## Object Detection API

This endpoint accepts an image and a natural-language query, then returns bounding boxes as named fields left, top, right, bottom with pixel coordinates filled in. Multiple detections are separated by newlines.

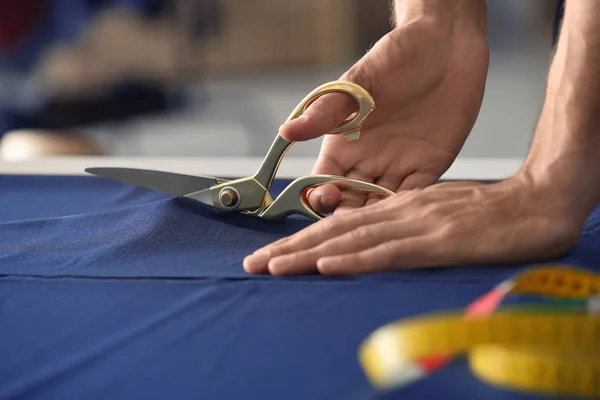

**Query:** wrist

left=518, top=100, right=600, bottom=223
left=394, top=0, right=487, bottom=36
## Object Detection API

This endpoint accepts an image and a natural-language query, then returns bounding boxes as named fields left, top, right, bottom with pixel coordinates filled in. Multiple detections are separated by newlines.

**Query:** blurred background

left=0, top=0, right=557, bottom=162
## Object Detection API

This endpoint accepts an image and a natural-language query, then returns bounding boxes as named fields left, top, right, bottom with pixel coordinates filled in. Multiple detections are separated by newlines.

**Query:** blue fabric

left=1, top=174, right=599, bottom=400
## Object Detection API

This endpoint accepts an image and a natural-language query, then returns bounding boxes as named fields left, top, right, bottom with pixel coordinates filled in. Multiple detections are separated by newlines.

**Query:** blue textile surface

left=1, top=174, right=599, bottom=400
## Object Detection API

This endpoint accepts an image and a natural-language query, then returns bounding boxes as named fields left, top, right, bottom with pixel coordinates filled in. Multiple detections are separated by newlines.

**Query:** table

left=1, top=156, right=598, bottom=400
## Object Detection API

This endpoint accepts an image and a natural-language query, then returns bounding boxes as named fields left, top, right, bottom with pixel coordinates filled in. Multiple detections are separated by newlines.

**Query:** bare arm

left=521, top=0, right=600, bottom=222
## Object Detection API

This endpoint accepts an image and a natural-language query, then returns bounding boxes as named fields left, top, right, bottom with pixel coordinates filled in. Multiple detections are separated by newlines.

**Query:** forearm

left=521, top=0, right=600, bottom=217
left=392, top=0, right=486, bottom=34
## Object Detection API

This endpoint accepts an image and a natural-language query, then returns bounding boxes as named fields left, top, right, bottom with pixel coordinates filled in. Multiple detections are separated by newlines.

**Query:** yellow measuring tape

left=358, top=265, right=600, bottom=398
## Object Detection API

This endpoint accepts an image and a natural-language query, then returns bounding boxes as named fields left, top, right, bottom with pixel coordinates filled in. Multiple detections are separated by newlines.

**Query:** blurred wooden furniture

left=200, top=0, right=359, bottom=75
left=37, top=0, right=363, bottom=92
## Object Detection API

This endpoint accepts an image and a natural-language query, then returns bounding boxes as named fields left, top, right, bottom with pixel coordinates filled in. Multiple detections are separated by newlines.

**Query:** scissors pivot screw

left=219, top=187, right=240, bottom=209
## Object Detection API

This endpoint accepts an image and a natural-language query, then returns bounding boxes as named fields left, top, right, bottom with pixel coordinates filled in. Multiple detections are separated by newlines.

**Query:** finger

left=309, top=175, right=391, bottom=216
left=363, top=172, right=437, bottom=207
left=398, top=171, right=439, bottom=190
left=242, top=205, right=384, bottom=274
left=305, top=150, right=348, bottom=214
left=364, top=175, right=404, bottom=206
left=305, top=153, right=345, bottom=214
left=306, top=184, right=342, bottom=215
left=268, top=219, right=425, bottom=275
left=334, top=168, right=376, bottom=213
left=316, top=236, right=438, bottom=275
left=278, top=92, right=358, bottom=142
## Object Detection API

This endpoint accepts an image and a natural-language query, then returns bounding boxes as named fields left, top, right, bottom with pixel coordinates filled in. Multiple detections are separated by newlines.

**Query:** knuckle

left=436, top=220, right=459, bottom=238
left=380, top=240, right=401, bottom=260
left=305, top=95, right=329, bottom=115
left=322, top=215, right=344, bottom=231
left=310, top=93, right=350, bottom=127
left=349, top=226, right=374, bottom=242
left=288, top=251, right=305, bottom=263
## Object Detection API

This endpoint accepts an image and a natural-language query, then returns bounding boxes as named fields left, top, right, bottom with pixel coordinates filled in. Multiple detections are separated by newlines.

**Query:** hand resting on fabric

left=242, top=178, right=585, bottom=275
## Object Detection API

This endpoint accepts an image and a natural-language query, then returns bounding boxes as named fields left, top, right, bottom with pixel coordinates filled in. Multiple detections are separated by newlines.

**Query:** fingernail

left=243, top=250, right=270, bottom=269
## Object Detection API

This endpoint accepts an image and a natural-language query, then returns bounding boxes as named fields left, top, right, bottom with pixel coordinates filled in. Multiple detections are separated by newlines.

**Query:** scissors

left=85, top=80, right=394, bottom=221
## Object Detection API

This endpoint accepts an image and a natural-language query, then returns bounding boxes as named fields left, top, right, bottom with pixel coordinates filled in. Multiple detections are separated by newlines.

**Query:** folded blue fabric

left=0, top=174, right=598, bottom=400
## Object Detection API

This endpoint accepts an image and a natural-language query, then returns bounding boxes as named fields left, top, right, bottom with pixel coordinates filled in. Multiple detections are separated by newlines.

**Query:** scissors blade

left=85, top=167, right=222, bottom=200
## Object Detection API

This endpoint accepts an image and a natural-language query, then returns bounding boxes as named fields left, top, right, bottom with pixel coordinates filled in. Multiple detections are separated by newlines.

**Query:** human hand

left=280, top=9, right=489, bottom=213
left=243, top=176, right=584, bottom=275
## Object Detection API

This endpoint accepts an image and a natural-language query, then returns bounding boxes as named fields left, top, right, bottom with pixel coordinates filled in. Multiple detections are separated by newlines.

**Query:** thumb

left=304, top=151, right=346, bottom=215
left=279, top=79, right=365, bottom=142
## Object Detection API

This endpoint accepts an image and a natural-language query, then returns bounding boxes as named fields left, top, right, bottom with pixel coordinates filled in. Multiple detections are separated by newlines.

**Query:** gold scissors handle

left=257, top=175, right=395, bottom=221
left=253, top=80, right=376, bottom=191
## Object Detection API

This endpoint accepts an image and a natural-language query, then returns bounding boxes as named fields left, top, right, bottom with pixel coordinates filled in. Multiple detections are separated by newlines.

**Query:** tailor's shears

left=85, top=81, right=394, bottom=221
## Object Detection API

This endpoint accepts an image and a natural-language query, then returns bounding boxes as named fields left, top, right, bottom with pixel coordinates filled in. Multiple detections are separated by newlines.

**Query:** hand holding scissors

left=86, top=81, right=394, bottom=221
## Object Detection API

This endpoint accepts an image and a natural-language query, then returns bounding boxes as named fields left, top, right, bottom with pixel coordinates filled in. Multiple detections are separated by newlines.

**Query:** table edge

left=0, top=156, right=524, bottom=180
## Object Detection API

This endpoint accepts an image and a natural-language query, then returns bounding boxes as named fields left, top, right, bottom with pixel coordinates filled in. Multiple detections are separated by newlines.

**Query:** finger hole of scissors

left=303, top=91, right=359, bottom=119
